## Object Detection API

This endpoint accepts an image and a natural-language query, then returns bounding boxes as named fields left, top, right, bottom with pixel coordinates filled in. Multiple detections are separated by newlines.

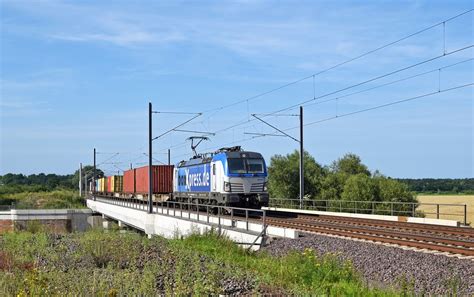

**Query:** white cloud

left=1, top=1, right=372, bottom=57
left=0, top=97, right=51, bottom=115
left=0, top=78, right=60, bottom=91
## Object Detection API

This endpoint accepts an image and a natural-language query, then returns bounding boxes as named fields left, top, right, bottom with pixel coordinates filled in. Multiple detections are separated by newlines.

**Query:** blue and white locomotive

left=173, top=146, right=269, bottom=208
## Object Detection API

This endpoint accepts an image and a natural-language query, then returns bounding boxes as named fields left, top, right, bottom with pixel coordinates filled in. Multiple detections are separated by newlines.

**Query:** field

left=416, top=195, right=474, bottom=225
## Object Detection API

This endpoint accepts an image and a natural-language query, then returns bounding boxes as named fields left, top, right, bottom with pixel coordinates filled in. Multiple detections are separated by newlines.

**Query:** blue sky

left=1, top=0, right=472, bottom=178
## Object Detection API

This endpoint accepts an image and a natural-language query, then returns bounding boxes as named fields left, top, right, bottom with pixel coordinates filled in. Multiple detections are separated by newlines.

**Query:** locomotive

left=174, top=146, right=269, bottom=208
left=93, top=146, right=269, bottom=208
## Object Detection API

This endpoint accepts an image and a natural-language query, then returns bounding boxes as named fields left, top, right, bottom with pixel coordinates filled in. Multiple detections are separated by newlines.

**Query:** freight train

left=93, top=146, right=269, bottom=208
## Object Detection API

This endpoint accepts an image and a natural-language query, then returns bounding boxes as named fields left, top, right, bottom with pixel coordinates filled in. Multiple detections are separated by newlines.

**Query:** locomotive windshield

left=228, top=158, right=265, bottom=174
left=247, top=158, right=264, bottom=173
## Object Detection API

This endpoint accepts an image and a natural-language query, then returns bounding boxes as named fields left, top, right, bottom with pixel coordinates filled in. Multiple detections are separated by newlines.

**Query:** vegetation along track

left=262, top=214, right=474, bottom=257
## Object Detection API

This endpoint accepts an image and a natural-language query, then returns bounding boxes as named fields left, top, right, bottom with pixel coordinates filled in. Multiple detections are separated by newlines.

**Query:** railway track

left=294, top=214, right=474, bottom=239
left=218, top=208, right=474, bottom=257
left=261, top=215, right=474, bottom=257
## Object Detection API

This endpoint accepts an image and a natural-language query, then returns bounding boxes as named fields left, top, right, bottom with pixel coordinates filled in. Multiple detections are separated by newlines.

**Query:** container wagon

left=107, top=176, right=123, bottom=193
left=121, top=165, right=174, bottom=201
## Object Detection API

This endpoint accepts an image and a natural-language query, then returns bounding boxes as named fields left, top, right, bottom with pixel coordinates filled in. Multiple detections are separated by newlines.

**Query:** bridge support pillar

left=102, top=216, right=116, bottom=229
left=102, top=220, right=114, bottom=229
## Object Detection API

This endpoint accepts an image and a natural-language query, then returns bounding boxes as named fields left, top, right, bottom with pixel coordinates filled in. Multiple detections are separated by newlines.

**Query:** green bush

left=0, top=190, right=85, bottom=209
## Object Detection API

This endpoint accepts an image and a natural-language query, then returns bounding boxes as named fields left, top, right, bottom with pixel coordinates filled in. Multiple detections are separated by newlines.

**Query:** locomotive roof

left=177, top=151, right=263, bottom=167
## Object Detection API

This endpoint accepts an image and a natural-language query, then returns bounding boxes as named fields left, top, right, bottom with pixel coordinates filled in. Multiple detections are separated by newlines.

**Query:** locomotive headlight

left=224, top=182, right=231, bottom=192
left=263, top=182, right=268, bottom=192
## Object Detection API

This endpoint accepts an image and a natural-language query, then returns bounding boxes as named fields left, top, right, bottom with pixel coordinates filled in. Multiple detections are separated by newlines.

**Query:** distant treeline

left=0, top=167, right=104, bottom=195
left=396, top=178, right=474, bottom=194
left=1, top=172, right=472, bottom=195
left=0, top=173, right=75, bottom=193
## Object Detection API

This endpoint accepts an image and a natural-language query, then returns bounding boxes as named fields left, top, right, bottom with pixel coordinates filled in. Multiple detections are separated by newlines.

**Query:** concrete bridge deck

left=87, top=197, right=298, bottom=250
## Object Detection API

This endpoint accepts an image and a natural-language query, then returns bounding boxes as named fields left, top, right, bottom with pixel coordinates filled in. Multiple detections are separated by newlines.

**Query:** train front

left=213, top=150, right=269, bottom=208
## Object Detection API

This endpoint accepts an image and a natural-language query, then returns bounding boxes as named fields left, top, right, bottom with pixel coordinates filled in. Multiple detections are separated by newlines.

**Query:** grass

left=0, top=189, right=85, bottom=209
left=0, top=229, right=400, bottom=295
left=417, top=194, right=474, bottom=225
left=171, top=232, right=399, bottom=295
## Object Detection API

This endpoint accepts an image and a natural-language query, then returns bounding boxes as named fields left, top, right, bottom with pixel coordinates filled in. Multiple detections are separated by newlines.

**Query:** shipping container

left=123, top=169, right=136, bottom=193
left=107, top=176, right=123, bottom=193
left=98, top=177, right=107, bottom=192
left=115, top=176, right=124, bottom=192
left=135, top=165, right=174, bottom=194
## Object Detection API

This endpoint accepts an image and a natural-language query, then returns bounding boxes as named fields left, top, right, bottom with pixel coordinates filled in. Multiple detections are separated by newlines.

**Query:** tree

left=375, top=176, right=416, bottom=203
left=340, top=173, right=379, bottom=213
left=267, top=150, right=326, bottom=200
left=320, top=172, right=347, bottom=201
left=319, top=153, right=370, bottom=201
left=341, top=174, right=377, bottom=202
left=71, top=166, right=104, bottom=190
left=1, top=173, right=28, bottom=185
left=331, top=153, right=371, bottom=176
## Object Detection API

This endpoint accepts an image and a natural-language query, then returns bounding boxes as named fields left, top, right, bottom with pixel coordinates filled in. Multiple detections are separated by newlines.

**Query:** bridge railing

left=92, top=196, right=267, bottom=235
left=268, top=198, right=468, bottom=225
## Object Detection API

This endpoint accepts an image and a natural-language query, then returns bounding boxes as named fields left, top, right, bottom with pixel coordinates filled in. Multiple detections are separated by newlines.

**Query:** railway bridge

left=87, top=195, right=474, bottom=257
left=87, top=196, right=298, bottom=250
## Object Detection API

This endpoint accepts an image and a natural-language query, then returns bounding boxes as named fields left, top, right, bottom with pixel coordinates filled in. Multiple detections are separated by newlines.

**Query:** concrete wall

left=263, top=207, right=460, bottom=227
left=0, top=209, right=94, bottom=233
left=407, top=217, right=459, bottom=227
left=70, top=209, right=94, bottom=231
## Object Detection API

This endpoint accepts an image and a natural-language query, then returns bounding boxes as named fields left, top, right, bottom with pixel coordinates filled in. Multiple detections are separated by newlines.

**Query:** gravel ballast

left=262, top=233, right=474, bottom=295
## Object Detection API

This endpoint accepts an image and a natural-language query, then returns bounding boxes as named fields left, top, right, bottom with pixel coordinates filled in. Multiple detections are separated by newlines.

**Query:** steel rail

left=294, top=214, right=474, bottom=237
left=267, top=217, right=474, bottom=249
left=265, top=219, right=474, bottom=256
left=287, top=216, right=474, bottom=242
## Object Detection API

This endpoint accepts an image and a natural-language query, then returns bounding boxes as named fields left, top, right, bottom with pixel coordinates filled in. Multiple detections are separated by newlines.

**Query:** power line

left=243, top=132, right=288, bottom=138
left=152, top=113, right=202, bottom=141
left=96, top=152, right=119, bottom=167
left=152, top=111, right=201, bottom=115
left=293, top=58, right=474, bottom=110
left=142, top=153, right=165, bottom=165
left=173, top=129, right=216, bottom=135
left=253, top=113, right=299, bottom=117
left=135, top=9, right=474, bottom=159
left=200, top=9, right=473, bottom=116
left=214, top=44, right=473, bottom=134
left=186, top=83, right=474, bottom=157
left=251, top=114, right=299, bottom=142
left=156, top=56, right=473, bottom=161
left=170, top=81, right=473, bottom=161
left=287, top=82, right=474, bottom=130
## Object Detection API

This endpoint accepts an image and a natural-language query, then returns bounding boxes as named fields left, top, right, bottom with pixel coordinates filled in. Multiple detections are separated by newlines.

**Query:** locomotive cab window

left=228, top=158, right=246, bottom=174
left=247, top=158, right=264, bottom=173
left=228, top=157, right=265, bottom=174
